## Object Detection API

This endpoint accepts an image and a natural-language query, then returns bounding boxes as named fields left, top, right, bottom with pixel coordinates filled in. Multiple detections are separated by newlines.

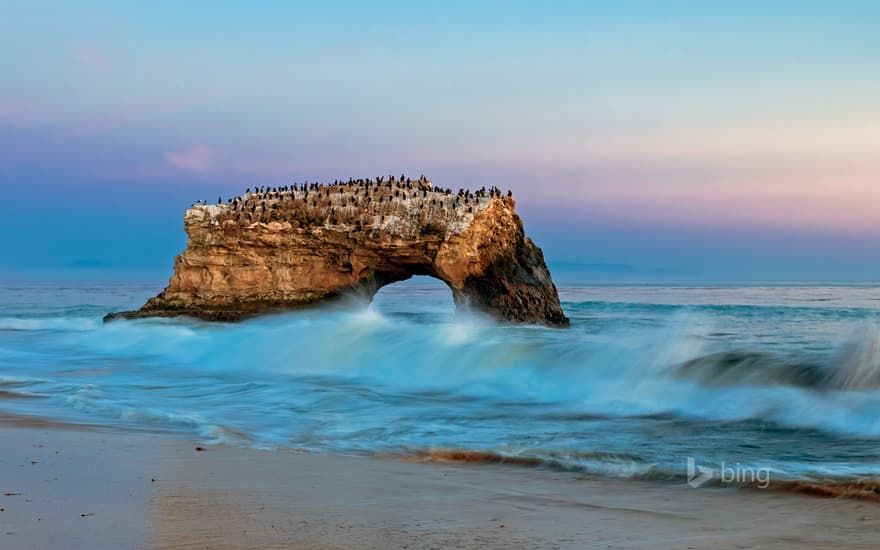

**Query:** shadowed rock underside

left=107, top=178, right=568, bottom=326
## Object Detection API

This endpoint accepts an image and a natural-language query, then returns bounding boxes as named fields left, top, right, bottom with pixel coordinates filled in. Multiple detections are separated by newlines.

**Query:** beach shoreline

left=0, top=418, right=877, bottom=549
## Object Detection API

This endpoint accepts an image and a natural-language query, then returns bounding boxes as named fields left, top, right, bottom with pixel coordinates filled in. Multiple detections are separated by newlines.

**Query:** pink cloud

left=165, top=145, right=216, bottom=173
left=0, top=99, right=34, bottom=121
left=72, top=43, right=109, bottom=69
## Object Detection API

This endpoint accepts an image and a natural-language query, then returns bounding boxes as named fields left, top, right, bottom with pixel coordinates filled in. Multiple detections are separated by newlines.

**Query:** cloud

left=165, top=145, right=215, bottom=173
left=72, top=43, right=109, bottom=69
left=0, top=99, right=33, bottom=121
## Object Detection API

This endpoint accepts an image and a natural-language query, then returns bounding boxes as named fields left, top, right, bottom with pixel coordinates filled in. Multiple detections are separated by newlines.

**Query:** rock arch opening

left=370, top=276, right=456, bottom=320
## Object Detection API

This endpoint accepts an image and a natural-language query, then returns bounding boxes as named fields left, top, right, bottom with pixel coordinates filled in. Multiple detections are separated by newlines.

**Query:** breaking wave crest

left=675, top=321, right=880, bottom=391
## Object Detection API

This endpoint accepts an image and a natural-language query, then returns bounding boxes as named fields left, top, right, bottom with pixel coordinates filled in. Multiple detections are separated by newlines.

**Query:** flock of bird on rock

left=191, top=174, right=513, bottom=228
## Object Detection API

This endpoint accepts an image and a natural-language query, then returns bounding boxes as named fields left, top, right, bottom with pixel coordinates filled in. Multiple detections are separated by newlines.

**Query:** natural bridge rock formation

left=108, top=177, right=568, bottom=326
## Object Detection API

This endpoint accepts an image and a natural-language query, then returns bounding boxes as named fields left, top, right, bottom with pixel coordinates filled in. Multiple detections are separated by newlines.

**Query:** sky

left=1, top=1, right=879, bottom=281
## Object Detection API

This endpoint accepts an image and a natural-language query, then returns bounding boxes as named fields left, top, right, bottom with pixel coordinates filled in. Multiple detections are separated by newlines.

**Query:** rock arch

left=107, top=180, right=568, bottom=327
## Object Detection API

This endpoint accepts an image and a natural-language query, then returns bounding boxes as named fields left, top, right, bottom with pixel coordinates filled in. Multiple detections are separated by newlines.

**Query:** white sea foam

left=0, top=317, right=100, bottom=332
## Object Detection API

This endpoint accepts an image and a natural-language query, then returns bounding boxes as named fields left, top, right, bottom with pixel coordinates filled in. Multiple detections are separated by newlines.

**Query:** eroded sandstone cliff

left=107, top=177, right=568, bottom=326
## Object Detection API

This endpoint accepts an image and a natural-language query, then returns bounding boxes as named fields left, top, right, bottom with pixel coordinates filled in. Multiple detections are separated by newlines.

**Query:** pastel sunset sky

left=2, top=1, right=878, bottom=280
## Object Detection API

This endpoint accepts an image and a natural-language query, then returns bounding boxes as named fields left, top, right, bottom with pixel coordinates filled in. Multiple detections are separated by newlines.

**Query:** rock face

left=108, top=178, right=568, bottom=326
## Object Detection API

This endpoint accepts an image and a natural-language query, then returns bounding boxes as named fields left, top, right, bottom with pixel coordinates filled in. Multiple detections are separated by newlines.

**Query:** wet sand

left=0, top=420, right=878, bottom=549
left=0, top=420, right=156, bottom=549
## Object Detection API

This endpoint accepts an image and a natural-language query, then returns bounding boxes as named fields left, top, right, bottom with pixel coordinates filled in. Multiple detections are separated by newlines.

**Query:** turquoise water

left=2, top=280, right=880, bottom=484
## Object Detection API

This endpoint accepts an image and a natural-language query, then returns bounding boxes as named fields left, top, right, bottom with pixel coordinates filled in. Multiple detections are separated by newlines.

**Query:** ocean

left=2, top=279, right=880, bottom=490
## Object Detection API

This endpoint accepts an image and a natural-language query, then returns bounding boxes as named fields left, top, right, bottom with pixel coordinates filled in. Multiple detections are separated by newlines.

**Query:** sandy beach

left=0, top=419, right=876, bottom=549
